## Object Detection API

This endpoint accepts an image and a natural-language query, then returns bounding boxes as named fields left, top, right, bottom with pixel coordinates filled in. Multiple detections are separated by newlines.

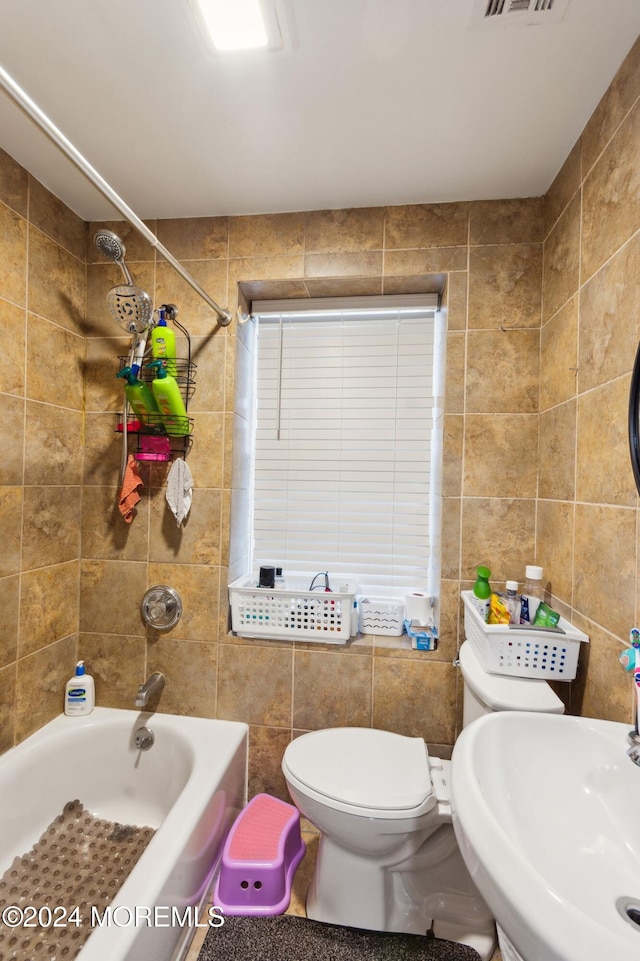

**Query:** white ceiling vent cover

left=472, top=0, right=571, bottom=27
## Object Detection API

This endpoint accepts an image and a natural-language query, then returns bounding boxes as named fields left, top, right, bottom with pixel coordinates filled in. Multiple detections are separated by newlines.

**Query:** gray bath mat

left=198, top=914, right=482, bottom=960
left=0, top=799, right=155, bottom=961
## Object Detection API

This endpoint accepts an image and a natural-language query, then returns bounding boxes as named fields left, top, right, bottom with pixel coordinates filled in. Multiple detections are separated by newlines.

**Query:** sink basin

left=451, top=711, right=640, bottom=961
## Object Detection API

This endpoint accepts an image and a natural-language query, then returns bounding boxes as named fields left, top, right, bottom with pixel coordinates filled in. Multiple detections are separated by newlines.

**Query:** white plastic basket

left=360, top=599, right=405, bottom=636
left=229, top=575, right=357, bottom=644
left=461, top=590, right=589, bottom=680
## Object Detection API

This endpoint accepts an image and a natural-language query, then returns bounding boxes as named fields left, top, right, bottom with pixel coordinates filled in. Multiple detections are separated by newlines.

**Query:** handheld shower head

left=107, top=284, right=153, bottom=333
left=94, top=229, right=134, bottom=286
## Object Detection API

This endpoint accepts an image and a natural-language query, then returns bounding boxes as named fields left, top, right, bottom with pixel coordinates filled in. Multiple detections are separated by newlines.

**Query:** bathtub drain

left=616, top=896, right=640, bottom=931
left=0, top=799, right=155, bottom=961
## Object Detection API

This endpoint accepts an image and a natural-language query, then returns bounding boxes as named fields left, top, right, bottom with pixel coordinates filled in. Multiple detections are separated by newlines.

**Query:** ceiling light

left=193, top=0, right=282, bottom=52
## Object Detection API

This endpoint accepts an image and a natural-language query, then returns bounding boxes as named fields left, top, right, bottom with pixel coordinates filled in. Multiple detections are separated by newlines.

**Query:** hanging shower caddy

left=116, top=308, right=196, bottom=460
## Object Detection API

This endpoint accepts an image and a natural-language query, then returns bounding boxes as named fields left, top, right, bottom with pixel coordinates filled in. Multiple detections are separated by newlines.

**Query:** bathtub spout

left=136, top=672, right=165, bottom=708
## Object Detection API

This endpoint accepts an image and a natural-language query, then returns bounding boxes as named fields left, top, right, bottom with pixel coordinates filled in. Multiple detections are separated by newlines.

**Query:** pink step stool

left=213, top=793, right=306, bottom=916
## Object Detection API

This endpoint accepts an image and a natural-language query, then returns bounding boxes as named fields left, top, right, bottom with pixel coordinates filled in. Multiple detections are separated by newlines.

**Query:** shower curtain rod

left=0, top=64, right=232, bottom=326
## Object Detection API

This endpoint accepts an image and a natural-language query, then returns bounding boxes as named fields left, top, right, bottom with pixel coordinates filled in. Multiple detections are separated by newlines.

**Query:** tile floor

left=186, top=822, right=502, bottom=961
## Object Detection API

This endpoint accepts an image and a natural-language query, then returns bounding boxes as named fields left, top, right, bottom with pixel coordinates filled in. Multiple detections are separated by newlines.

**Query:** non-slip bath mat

left=0, top=799, right=155, bottom=961
left=198, top=914, right=482, bottom=961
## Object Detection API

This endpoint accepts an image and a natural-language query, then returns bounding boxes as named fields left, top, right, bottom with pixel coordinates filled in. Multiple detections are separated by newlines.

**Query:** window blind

left=251, top=297, right=444, bottom=599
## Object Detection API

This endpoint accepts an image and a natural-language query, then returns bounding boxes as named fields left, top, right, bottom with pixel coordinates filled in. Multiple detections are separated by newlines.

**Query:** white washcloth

left=165, top=458, right=194, bottom=527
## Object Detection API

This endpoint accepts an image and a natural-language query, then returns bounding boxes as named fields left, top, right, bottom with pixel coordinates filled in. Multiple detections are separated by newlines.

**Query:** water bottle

left=523, top=565, right=543, bottom=622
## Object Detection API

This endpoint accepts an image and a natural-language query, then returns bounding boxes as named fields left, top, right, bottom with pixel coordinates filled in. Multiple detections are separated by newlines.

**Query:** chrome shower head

left=94, top=229, right=134, bottom=285
left=94, top=228, right=125, bottom=261
left=107, top=284, right=154, bottom=334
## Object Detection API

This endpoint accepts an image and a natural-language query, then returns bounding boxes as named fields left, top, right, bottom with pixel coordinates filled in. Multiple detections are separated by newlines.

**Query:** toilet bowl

left=282, top=727, right=496, bottom=959
left=281, top=640, right=565, bottom=961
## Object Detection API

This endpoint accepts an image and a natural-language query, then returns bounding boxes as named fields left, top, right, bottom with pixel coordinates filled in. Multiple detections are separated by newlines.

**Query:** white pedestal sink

left=451, top=711, right=640, bottom=961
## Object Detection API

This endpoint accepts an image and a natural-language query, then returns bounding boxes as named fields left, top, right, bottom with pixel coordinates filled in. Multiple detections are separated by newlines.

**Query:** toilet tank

left=458, top=641, right=565, bottom=728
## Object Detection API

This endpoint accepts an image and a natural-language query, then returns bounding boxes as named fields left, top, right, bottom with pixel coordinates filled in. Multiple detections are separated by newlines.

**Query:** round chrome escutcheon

left=141, top=585, right=182, bottom=631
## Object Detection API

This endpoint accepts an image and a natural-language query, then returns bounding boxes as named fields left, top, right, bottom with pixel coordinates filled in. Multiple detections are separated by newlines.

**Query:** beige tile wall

left=0, top=149, right=85, bottom=750
left=0, top=37, right=638, bottom=798
left=538, top=37, right=640, bottom=724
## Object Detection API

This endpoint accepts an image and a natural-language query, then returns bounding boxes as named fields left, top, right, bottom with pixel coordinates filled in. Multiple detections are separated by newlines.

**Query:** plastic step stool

left=213, top=793, right=306, bottom=916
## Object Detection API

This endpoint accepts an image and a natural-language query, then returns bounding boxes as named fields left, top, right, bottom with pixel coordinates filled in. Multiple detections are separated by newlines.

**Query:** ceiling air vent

left=472, top=0, right=571, bottom=26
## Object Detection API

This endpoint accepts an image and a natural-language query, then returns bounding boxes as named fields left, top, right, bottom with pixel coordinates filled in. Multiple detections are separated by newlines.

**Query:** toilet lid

left=284, top=728, right=433, bottom=811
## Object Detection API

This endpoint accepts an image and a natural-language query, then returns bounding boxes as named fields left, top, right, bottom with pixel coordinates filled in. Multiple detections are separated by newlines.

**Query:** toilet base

left=282, top=733, right=496, bottom=961
left=305, top=822, right=495, bottom=961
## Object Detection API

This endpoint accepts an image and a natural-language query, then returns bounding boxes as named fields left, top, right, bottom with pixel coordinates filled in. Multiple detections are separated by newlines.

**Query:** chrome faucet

left=628, top=729, right=640, bottom=767
left=135, top=672, right=165, bottom=708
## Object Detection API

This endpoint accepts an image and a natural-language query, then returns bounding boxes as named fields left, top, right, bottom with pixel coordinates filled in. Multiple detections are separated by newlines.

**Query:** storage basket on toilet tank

left=461, top=590, right=588, bottom=680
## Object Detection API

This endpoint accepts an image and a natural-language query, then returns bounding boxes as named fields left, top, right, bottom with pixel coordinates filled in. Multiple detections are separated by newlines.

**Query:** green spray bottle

left=471, top=565, right=492, bottom=623
left=116, top=366, right=160, bottom=424
left=147, top=360, right=189, bottom=436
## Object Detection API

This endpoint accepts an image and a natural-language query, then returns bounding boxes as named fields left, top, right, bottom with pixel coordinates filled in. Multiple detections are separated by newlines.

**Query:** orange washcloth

left=119, top=453, right=144, bottom=523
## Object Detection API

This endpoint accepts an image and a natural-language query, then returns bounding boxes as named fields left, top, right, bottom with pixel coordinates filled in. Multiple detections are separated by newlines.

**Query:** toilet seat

left=283, top=727, right=436, bottom=818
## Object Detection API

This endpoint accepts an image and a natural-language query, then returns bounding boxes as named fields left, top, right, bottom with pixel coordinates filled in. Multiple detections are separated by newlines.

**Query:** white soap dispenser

left=65, top=660, right=95, bottom=716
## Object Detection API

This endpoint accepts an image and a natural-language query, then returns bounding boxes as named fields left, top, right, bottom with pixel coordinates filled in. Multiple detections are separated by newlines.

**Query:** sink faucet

left=628, top=745, right=640, bottom=766
left=135, top=672, right=165, bottom=708
left=619, top=632, right=640, bottom=766
left=628, top=729, right=640, bottom=767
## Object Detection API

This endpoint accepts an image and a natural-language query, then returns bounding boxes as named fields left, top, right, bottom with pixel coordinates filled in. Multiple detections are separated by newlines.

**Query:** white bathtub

left=0, top=707, right=248, bottom=961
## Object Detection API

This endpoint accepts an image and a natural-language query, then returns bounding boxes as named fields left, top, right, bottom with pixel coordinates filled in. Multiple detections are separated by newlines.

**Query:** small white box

left=360, top=600, right=405, bottom=636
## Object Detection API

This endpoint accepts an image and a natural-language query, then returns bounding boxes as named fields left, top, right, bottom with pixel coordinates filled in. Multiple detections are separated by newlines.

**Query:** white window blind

left=251, top=295, right=444, bottom=600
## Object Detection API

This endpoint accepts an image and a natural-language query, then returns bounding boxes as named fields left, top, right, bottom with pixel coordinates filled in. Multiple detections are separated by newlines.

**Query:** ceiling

left=0, top=0, right=639, bottom=222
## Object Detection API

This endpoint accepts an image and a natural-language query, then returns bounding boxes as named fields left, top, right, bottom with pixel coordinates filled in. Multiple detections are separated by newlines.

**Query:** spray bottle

left=471, top=565, right=491, bottom=622
left=150, top=307, right=177, bottom=377
left=116, top=366, right=160, bottom=424
left=147, top=359, right=189, bottom=435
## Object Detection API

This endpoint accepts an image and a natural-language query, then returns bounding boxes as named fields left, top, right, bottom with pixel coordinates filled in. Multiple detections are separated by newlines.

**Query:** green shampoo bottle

left=150, top=309, right=177, bottom=377
left=147, top=360, right=189, bottom=436
left=116, top=366, right=160, bottom=424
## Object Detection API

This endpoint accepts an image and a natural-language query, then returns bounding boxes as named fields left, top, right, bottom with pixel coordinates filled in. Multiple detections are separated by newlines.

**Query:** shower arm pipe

left=0, top=64, right=232, bottom=326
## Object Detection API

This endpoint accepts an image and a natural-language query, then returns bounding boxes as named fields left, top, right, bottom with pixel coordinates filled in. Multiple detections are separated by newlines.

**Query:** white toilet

left=281, top=640, right=565, bottom=961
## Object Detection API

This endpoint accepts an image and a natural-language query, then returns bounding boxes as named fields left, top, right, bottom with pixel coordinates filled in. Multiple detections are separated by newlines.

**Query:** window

left=247, top=294, right=444, bottom=603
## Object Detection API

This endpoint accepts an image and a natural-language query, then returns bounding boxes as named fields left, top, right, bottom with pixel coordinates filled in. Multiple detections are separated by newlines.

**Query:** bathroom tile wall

left=1, top=37, right=638, bottom=794
left=0, top=149, right=84, bottom=751
left=538, top=37, right=640, bottom=724
left=80, top=197, right=542, bottom=797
